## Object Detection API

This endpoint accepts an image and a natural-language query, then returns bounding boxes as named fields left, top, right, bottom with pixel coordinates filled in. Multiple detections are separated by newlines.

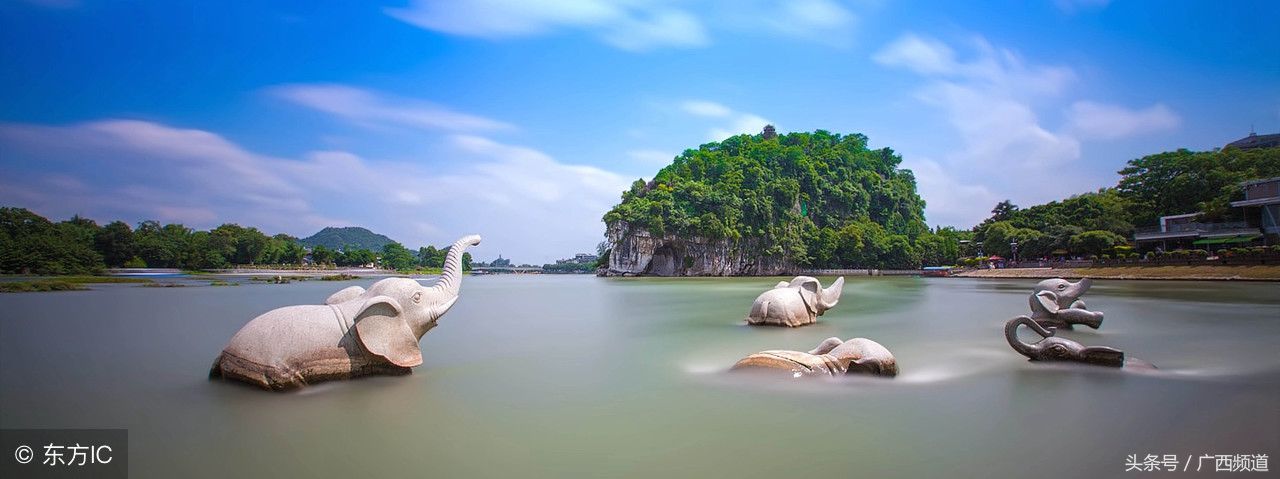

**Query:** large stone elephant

left=1029, top=278, right=1104, bottom=330
left=209, top=234, right=481, bottom=390
left=732, top=337, right=898, bottom=377
left=746, top=276, right=845, bottom=327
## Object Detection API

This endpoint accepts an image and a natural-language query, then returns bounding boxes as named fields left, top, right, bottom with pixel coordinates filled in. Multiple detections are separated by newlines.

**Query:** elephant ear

left=325, top=285, right=366, bottom=305
left=1035, top=291, right=1061, bottom=314
left=353, top=295, right=422, bottom=368
left=795, top=279, right=820, bottom=314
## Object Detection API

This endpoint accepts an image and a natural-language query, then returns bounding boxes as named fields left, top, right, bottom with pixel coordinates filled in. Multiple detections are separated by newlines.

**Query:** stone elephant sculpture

left=746, top=276, right=845, bottom=327
left=732, top=337, right=898, bottom=377
left=1004, top=315, right=1123, bottom=367
left=209, top=234, right=481, bottom=390
left=1029, top=277, right=1104, bottom=330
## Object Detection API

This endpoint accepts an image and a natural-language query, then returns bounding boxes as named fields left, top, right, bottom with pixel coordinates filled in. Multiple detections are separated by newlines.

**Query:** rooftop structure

left=1224, top=131, right=1280, bottom=150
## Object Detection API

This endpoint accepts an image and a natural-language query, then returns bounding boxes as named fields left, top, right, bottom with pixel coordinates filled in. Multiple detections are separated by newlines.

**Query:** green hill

left=299, top=226, right=395, bottom=251
left=604, top=129, right=960, bottom=270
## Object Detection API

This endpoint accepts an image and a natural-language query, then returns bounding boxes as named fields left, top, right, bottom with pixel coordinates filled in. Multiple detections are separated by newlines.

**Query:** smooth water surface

left=2, top=276, right=1277, bottom=477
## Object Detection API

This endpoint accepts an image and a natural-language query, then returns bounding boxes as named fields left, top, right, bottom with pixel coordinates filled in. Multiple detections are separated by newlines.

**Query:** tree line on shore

left=0, top=207, right=470, bottom=275
left=972, top=146, right=1279, bottom=260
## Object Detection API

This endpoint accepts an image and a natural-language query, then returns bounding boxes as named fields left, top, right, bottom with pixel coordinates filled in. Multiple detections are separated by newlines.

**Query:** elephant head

left=1029, top=277, right=1103, bottom=329
left=325, top=234, right=482, bottom=367
left=789, top=276, right=845, bottom=316
left=1033, top=278, right=1091, bottom=309
left=748, top=276, right=846, bottom=327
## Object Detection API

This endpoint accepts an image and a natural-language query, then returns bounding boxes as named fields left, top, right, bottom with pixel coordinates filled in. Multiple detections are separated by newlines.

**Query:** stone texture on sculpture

left=746, top=276, right=844, bottom=327
left=209, top=234, right=481, bottom=391
left=732, top=337, right=898, bottom=377
left=1029, top=278, right=1104, bottom=330
left=1004, top=315, right=1125, bottom=367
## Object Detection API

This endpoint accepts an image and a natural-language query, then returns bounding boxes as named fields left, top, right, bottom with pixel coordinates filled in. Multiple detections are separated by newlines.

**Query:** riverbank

left=954, top=265, right=1280, bottom=281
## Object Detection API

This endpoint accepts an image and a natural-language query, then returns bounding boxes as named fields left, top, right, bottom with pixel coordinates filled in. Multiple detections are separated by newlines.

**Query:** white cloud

left=872, top=33, right=958, bottom=76
left=386, top=0, right=707, bottom=51
left=679, top=99, right=771, bottom=141
left=601, top=8, right=709, bottom=51
left=271, top=84, right=513, bottom=132
left=732, top=0, right=859, bottom=47
left=387, top=0, right=863, bottom=51
left=903, top=157, right=1000, bottom=228
left=1066, top=101, right=1181, bottom=140
left=874, top=33, right=1183, bottom=227
left=680, top=100, right=733, bottom=118
left=627, top=149, right=676, bottom=166
left=0, top=119, right=630, bottom=263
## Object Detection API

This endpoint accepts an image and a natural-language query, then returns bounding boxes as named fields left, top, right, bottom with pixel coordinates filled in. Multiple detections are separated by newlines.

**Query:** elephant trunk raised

left=746, top=276, right=845, bottom=327
left=1029, top=277, right=1104, bottom=330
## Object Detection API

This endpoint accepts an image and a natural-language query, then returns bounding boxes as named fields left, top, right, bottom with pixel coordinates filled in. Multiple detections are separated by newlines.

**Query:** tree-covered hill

left=299, top=226, right=395, bottom=251
left=604, top=129, right=959, bottom=270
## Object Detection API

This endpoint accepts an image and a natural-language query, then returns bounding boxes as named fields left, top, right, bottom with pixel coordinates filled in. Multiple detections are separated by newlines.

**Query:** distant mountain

left=299, top=226, right=396, bottom=251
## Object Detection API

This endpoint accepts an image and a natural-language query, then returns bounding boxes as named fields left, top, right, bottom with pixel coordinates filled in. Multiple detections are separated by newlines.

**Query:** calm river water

left=1, top=275, right=1277, bottom=477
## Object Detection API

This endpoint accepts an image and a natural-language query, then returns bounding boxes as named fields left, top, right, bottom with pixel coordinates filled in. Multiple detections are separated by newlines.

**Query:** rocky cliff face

left=602, top=221, right=794, bottom=276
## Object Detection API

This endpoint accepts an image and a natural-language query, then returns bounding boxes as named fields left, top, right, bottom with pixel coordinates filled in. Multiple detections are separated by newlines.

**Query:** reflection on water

left=1, top=276, right=1277, bottom=478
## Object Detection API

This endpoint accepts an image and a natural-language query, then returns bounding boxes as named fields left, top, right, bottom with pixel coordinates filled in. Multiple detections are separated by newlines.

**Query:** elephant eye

left=412, top=291, right=422, bottom=303
left=1058, top=284, right=1066, bottom=289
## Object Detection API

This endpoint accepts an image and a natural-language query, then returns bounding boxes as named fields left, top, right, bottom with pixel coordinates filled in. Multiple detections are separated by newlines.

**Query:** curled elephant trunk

left=817, top=276, right=844, bottom=311
left=1005, top=315, right=1052, bottom=357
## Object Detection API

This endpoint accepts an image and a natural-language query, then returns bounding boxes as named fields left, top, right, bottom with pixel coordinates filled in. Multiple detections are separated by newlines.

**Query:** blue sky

left=2, top=0, right=1277, bottom=263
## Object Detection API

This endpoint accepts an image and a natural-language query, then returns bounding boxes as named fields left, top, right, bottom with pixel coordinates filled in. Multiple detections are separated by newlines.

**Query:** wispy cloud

left=626, top=149, right=676, bottom=166
left=386, top=0, right=708, bottom=51
left=386, top=0, right=861, bottom=51
left=1066, top=101, right=1181, bottom=140
left=0, top=119, right=629, bottom=263
left=271, top=84, right=514, bottom=132
left=679, top=99, right=770, bottom=141
left=873, top=32, right=1180, bottom=227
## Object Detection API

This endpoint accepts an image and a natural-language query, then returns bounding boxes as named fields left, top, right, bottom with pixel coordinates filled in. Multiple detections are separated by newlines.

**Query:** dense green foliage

left=0, top=208, right=103, bottom=274
left=0, top=208, right=470, bottom=273
left=1117, top=147, right=1280, bottom=225
left=604, top=130, right=950, bottom=268
left=973, top=146, right=1280, bottom=258
left=299, top=226, right=395, bottom=251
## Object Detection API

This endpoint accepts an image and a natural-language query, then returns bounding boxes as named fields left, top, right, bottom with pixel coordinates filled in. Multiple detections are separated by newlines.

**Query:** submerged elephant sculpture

left=209, top=234, right=481, bottom=390
left=746, top=276, right=845, bottom=327
left=1004, top=316, right=1124, bottom=367
left=732, top=337, right=898, bottom=377
left=1029, top=277, right=1104, bottom=330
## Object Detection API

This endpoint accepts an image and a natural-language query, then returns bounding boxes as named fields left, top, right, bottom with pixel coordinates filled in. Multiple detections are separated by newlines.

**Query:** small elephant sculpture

left=732, top=337, right=898, bottom=377
left=1029, top=277, right=1104, bottom=330
left=1004, top=316, right=1123, bottom=367
left=746, top=276, right=845, bottom=327
left=209, top=234, right=481, bottom=390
